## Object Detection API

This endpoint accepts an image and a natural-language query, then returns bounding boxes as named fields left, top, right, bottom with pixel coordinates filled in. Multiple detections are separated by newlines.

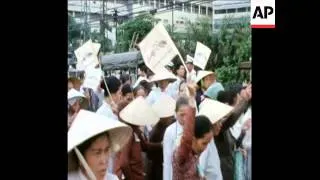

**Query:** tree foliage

left=115, top=14, right=160, bottom=53
left=173, top=17, right=251, bottom=84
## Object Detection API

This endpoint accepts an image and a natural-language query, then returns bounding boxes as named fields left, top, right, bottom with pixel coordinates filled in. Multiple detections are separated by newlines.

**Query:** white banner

left=193, top=42, right=212, bottom=70
left=82, top=67, right=103, bottom=91
left=74, top=40, right=100, bottom=71
left=139, top=22, right=182, bottom=73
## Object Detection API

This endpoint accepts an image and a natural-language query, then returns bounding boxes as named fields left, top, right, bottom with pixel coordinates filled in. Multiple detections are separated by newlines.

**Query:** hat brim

left=198, top=98, right=233, bottom=124
left=195, top=71, right=214, bottom=83
left=68, top=125, right=132, bottom=172
left=119, top=97, right=160, bottom=126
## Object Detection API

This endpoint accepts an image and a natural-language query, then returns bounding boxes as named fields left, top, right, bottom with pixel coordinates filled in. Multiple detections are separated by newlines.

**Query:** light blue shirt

left=163, top=120, right=183, bottom=180
left=199, top=139, right=223, bottom=180
left=96, top=102, right=118, bottom=121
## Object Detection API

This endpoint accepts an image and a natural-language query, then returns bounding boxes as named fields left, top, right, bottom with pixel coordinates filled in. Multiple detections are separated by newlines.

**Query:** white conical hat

left=133, top=76, right=150, bottom=89
left=198, top=98, right=234, bottom=124
left=152, top=94, right=176, bottom=118
left=119, top=96, right=160, bottom=126
left=68, top=110, right=132, bottom=153
left=195, top=70, right=214, bottom=83
left=150, top=69, right=178, bottom=82
left=68, top=88, right=87, bottom=107
left=68, top=88, right=85, bottom=100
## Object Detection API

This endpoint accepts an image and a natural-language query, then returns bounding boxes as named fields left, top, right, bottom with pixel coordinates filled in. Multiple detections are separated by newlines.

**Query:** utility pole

left=171, top=0, right=175, bottom=34
left=100, top=0, right=106, bottom=52
left=83, top=0, right=88, bottom=42
left=113, top=9, right=118, bottom=41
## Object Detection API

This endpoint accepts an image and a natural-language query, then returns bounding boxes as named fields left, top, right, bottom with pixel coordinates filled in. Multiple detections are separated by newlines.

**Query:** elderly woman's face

left=84, top=134, right=110, bottom=180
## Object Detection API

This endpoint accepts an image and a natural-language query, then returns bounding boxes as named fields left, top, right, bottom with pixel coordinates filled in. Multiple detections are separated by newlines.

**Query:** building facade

left=68, top=0, right=213, bottom=37
left=212, top=0, right=250, bottom=31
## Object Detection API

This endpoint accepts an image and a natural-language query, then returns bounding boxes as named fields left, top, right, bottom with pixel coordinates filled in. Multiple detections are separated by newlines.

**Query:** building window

left=201, top=6, right=206, bottom=15
left=176, top=4, right=182, bottom=11
left=237, top=7, right=246, bottom=12
left=185, top=4, right=191, bottom=13
left=248, top=7, right=251, bottom=12
left=160, top=0, right=165, bottom=8
left=215, top=9, right=226, bottom=14
left=194, top=5, right=199, bottom=14
left=139, top=0, right=143, bottom=5
left=227, top=8, right=236, bottom=13
left=208, top=7, right=213, bottom=16
left=180, top=21, right=184, bottom=24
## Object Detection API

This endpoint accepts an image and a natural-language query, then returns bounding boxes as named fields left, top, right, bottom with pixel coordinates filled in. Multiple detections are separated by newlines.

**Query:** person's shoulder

left=106, top=173, right=119, bottom=180
left=164, top=121, right=177, bottom=135
left=67, top=171, right=79, bottom=180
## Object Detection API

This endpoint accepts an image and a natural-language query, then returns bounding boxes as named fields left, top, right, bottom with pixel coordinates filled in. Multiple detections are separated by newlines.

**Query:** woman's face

left=84, top=134, right=110, bottom=180
left=159, top=80, right=169, bottom=90
left=177, top=65, right=186, bottom=78
left=203, top=75, right=215, bottom=90
left=176, top=105, right=189, bottom=125
left=192, top=131, right=213, bottom=154
left=136, top=88, right=146, bottom=98
left=71, top=100, right=81, bottom=113
left=124, top=92, right=134, bottom=102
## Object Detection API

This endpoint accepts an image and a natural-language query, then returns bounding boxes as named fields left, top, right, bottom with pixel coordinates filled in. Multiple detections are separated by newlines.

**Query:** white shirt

left=187, top=69, right=197, bottom=83
left=96, top=102, right=118, bottom=121
left=230, top=107, right=251, bottom=139
left=68, top=169, right=119, bottom=180
left=199, top=139, right=223, bottom=180
left=94, top=89, right=105, bottom=108
left=146, top=85, right=177, bottom=105
left=163, top=120, right=183, bottom=180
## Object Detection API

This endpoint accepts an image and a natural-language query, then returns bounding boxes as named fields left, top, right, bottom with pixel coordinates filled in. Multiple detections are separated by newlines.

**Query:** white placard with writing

left=74, top=40, right=100, bottom=71
left=193, top=42, right=212, bottom=70
left=139, top=22, right=181, bottom=73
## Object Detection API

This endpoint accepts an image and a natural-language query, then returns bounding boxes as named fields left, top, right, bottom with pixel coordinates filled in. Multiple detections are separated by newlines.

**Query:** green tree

left=172, top=17, right=251, bottom=84
left=115, top=14, right=159, bottom=53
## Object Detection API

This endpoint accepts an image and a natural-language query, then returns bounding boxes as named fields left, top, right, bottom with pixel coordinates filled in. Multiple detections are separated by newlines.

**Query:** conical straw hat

left=198, top=98, right=233, bottom=124
left=152, top=94, right=176, bottom=118
left=119, top=96, right=160, bottom=126
left=195, top=70, right=213, bottom=83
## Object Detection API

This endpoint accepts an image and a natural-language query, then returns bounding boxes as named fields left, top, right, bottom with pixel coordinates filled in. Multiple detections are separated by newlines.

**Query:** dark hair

left=217, top=90, right=237, bottom=105
left=121, top=84, right=133, bottom=96
left=175, top=96, right=190, bottom=112
left=78, top=132, right=110, bottom=155
left=225, top=83, right=245, bottom=95
left=194, top=115, right=213, bottom=139
left=120, top=74, right=130, bottom=84
left=139, top=81, right=152, bottom=95
left=101, top=76, right=121, bottom=97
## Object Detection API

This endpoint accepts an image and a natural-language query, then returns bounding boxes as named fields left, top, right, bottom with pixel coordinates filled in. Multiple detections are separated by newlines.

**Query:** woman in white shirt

left=96, top=76, right=122, bottom=120
left=162, top=96, right=191, bottom=180
left=68, top=110, right=132, bottom=180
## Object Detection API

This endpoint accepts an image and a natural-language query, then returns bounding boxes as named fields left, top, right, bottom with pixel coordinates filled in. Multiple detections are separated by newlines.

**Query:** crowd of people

left=68, top=58, right=252, bottom=180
